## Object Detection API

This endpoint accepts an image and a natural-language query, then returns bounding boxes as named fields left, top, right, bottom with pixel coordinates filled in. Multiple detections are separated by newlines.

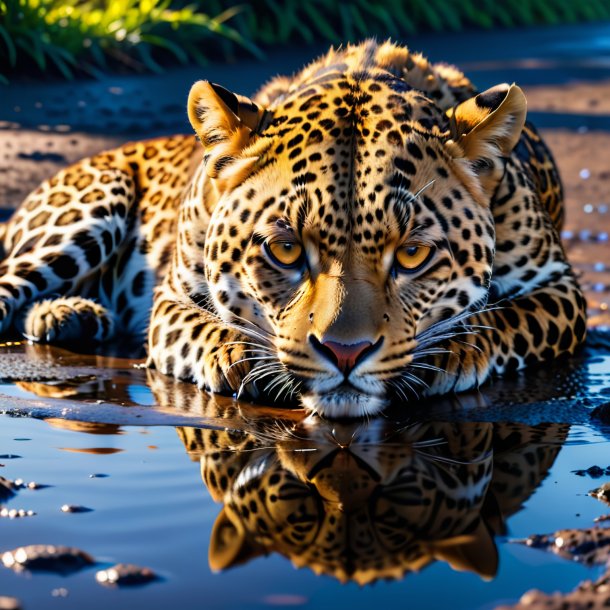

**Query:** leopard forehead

left=205, top=74, right=493, bottom=270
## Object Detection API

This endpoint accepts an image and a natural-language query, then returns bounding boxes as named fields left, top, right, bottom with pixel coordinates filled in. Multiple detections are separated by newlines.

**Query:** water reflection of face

left=177, top=407, right=568, bottom=585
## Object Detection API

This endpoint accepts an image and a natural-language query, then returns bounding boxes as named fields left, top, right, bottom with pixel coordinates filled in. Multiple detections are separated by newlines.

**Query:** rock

left=514, top=527, right=610, bottom=566
left=60, top=504, right=93, bottom=513
left=1, top=544, right=94, bottom=574
left=96, top=563, right=158, bottom=586
left=495, top=570, right=610, bottom=609
left=589, top=483, right=610, bottom=507
left=0, top=597, right=22, bottom=610
left=0, top=508, right=36, bottom=518
left=0, top=477, right=17, bottom=502
left=591, top=402, right=610, bottom=424
left=587, top=465, right=605, bottom=477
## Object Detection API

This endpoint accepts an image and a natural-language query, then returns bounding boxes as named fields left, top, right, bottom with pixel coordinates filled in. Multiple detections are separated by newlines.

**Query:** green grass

left=217, top=0, right=610, bottom=44
left=0, top=0, right=262, bottom=83
left=2, top=0, right=610, bottom=82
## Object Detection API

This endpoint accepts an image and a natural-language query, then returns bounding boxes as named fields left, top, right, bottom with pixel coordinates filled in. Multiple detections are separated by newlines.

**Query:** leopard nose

left=310, top=336, right=378, bottom=375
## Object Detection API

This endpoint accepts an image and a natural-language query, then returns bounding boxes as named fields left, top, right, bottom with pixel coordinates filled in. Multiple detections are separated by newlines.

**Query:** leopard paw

left=22, top=297, right=115, bottom=344
left=0, top=299, right=13, bottom=336
left=202, top=335, right=260, bottom=397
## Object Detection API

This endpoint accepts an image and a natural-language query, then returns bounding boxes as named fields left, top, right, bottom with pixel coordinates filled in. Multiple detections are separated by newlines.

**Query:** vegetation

left=0, top=0, right=262, bottom=83
left=2, top=0, right=610, bottom=82
left=218, top=0, right=610, bottom=45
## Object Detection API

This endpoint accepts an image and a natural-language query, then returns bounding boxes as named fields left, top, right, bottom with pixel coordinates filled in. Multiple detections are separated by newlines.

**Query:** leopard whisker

left=226, top=309, right=274, bottom=338
left=237, top=365, right=284, bottom=399
left=388, top=379, right=410, bottom=403
left=224, top=340, right=276, bottom=353
left=414, top=449, right=491, bottom=466
left=455, top=339, right=483, bottom=354
left=227, top=355, right=276, bottom=371
left=410, top=348, right=454, bottom=358
left=414, top=304, right=501, bottom=345
left=265, top=370, right=300, bottom=402
left=408, top=362, right=453, bottom=375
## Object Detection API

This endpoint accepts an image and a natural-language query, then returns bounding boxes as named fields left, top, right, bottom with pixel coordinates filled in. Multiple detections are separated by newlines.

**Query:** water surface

left=0, top=339, right=609, bottom=609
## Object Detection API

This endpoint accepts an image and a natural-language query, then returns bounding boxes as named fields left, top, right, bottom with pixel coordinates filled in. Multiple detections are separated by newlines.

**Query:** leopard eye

left=395, top=244, right=433, bottom=273
left=264, top=240, right=304, bottom=268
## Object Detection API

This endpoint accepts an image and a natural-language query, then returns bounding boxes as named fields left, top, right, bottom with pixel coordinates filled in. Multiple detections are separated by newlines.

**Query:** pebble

left=0, top=508, right=36, bottom=518
left=580, top=168, right=591, bottom=179
left=572, top=465, right=610, bottom=477
left=589, top=483, right=610, bottom=506
left=27, top=481, right=46, bottom=490
left=0, top=597, right=22, bottom=610
left=0, top=477, right=17, bottom=501
left=96, top=563, right=158, bottom=586
left=519, top=528, right=610, bottom=564
left=0, top=477, right=47, bottom=497
left=61, top=504, right=93, bottom=513
left=590, top=402, right=610, bottom=424
left=1, top=545, right=95, bottom=574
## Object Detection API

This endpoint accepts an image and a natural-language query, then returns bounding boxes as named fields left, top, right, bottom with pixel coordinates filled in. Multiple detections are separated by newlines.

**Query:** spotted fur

left=0, top=41, right=586, bottom=417
left=174, top=400, right=568, bottom=584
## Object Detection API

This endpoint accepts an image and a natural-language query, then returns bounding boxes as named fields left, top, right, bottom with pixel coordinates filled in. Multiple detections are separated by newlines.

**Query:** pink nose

left=321, top=340, right=373, bottom=375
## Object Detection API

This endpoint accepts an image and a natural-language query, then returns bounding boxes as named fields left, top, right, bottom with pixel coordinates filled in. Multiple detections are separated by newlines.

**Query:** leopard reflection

left=176, top=403, right=567, bottom=585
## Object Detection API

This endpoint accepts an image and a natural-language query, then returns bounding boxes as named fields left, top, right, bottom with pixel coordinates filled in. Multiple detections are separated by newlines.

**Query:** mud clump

left=96, top=563, right=158, bottom=586
left=2, top=544, right=95, bottom=574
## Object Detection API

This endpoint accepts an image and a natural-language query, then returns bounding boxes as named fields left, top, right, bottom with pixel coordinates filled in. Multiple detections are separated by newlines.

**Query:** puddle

left=0, top=411, right=608, bottom=609
left=0, top=340, right=609, bottom=609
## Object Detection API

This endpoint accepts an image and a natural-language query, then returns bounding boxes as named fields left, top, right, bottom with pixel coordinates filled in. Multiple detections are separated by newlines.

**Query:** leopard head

left=187, top=43, right=526, bottom=418
left=179, top=417, right=499, bottom=584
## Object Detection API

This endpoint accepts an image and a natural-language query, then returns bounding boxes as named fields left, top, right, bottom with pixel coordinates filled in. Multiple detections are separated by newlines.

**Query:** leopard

left=0, top=40, right=587, bottom=418
left=173, top=394, right=569, bottom=584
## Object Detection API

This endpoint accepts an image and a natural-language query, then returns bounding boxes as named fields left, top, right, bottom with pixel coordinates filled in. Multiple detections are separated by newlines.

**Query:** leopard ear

left=430, top=519, right=498, bottom=581
left=447, top=83, right=526, bottom=161
left=188, top=81, right=268, bottom=187
left=446, top=84, right=525, bottom=202
left=208, top=507, right=266, bottom=572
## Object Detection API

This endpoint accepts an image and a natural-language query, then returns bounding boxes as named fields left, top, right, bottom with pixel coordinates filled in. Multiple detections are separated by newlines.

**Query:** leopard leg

left=0, top=165, right=134, bottom=337
left=419, top=272, right=587, bottom=396
left=20, top=296, right=115, bottom=344
left=147, top=290, right=262, bottom=397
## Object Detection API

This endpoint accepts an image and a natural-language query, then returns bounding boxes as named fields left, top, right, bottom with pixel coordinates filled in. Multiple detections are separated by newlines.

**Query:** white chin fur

left=301, top=390, right=389, bottom=419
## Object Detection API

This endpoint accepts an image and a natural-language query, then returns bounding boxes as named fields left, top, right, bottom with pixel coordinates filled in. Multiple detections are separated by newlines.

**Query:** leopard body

left=0, top=41, right=586, bottom=417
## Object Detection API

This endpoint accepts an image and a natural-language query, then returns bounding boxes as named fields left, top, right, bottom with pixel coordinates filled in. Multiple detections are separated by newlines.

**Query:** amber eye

left=395, top=244, right=433, bottom=273
left=264, top=240, right=304, bottom=268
